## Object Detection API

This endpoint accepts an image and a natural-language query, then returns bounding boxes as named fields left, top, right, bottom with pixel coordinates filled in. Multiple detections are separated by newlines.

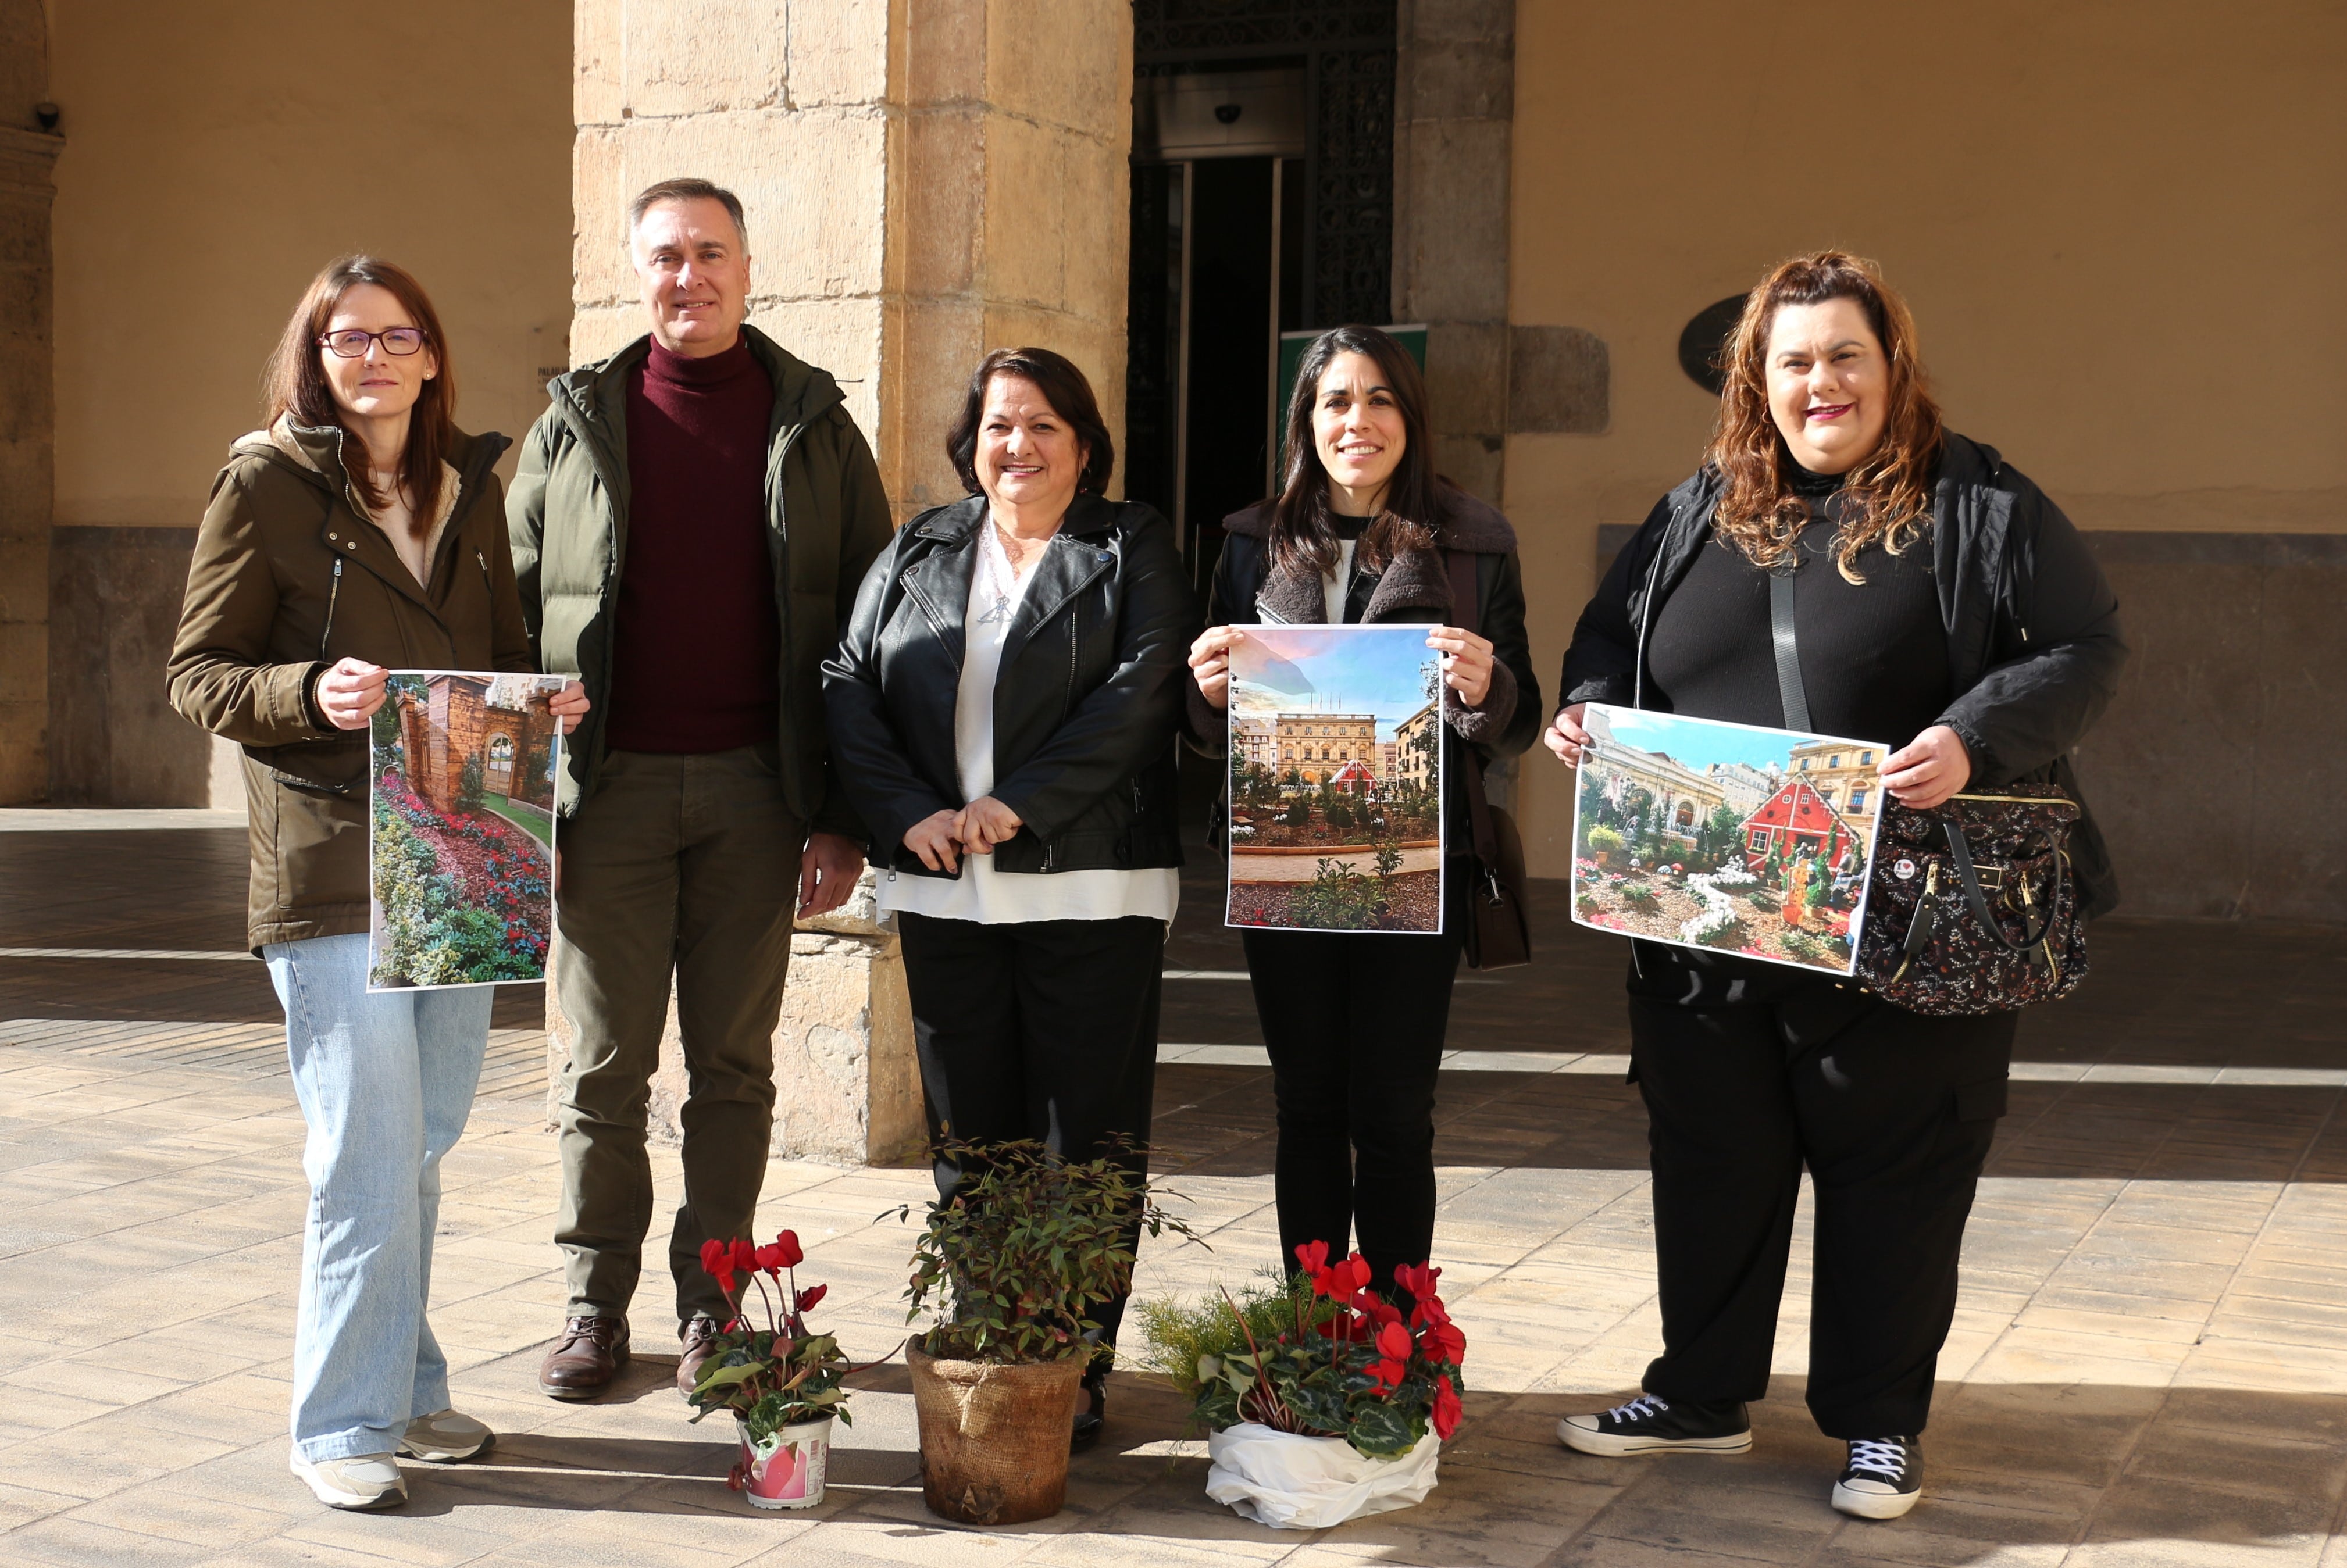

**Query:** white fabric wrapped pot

left=1204, top=1421, right=1441, bottom=1529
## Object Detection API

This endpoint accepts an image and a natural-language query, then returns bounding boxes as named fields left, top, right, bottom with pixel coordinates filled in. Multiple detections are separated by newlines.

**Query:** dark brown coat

left=167, top=418, right=534, bottom=949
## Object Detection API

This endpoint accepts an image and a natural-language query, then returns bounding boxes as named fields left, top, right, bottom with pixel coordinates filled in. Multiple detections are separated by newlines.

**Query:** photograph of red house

left=1741, top=778, right=1861, bottom=871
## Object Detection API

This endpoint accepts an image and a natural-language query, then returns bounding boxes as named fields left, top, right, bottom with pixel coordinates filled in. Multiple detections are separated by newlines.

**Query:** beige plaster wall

left=570, top=0, right=1132, bottom=520
left=47, top=0, right=573, bottom=528
left=1503, top=0, right=2347, bottom=874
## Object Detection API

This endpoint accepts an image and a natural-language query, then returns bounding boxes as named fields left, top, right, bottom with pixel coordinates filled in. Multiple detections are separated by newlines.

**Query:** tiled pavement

left=2, top=815, right=2345, bottom=1567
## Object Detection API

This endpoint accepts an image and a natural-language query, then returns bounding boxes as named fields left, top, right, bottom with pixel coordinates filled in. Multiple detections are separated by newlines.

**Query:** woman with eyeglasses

left=169, top=256, right=587, bottom=1511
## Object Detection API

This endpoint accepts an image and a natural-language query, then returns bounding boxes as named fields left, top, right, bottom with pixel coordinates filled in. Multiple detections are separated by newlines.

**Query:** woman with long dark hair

left=1186, top=324, right=1540, bottom=1293
left=1544, top=252, right=2125, bottom=1519
left=169, top=257, right=586, bottom=1509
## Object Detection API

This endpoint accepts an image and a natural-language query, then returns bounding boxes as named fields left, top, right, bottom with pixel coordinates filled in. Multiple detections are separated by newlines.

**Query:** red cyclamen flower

left=1293, top=1240, right=1331, bottom=1277
left=1432, top=1374, right=1463, bottom=1440
left=1376, top=1321, right=1413, bottom=1362
left=773, top=1230, right=805, bottom=1270
left=794, top=1284, right=827, bottom=1313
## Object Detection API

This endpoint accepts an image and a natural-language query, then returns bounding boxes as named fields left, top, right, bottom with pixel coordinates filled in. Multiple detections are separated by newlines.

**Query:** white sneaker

left=291, top=1452, right=407, bottom=1510
left=398, top=1408, right=495, bottom=1463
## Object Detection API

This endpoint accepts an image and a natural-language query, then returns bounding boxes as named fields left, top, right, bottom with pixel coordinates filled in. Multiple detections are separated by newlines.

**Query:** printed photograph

left=1570, top=704, right=1886, bottom=976
left=1226, top=624, right=1445, bottom=933
left=368, top=671, right=567, bottom=990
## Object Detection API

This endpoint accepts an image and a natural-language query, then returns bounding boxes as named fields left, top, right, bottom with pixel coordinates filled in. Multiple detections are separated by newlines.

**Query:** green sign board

left=1274, top=325, right=1426, bottom=476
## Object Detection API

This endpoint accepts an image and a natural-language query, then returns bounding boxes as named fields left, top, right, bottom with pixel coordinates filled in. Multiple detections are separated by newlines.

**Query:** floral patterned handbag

left=1769, top=564, right=2088, bottom=1015
left=1853, top=788, right=2089, bottom=1014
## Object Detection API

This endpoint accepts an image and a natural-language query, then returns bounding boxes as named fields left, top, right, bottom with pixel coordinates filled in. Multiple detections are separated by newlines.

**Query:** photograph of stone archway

left=368, top=671, right=566, bottom=990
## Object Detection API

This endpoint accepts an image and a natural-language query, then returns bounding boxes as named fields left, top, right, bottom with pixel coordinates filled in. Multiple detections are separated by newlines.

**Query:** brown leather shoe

left=677, top=1314, right=723, bottom=1399
left=538, top=1316, right=629, bottom=1400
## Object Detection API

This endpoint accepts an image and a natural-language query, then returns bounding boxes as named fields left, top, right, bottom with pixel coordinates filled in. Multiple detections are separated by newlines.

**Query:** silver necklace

left=976, top=523, right=1025, bottom=626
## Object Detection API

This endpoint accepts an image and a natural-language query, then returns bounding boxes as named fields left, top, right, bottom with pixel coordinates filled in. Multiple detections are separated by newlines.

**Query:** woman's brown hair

left=262, top=255, right=456, bottom=537
left=946, top=347, right=1116, bottom=496
left=1706, top=251, right=1943, bottom=581
left=1269, top=325, right=1443, bottom=578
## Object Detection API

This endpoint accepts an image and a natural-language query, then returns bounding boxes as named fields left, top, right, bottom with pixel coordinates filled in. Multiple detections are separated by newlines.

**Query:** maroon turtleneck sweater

left=607, top=337, right=781, bottom=754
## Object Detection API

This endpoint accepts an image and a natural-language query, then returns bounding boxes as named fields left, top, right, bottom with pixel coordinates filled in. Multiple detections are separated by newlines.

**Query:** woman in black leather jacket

left=821, top=347, right=1197, bottom=1451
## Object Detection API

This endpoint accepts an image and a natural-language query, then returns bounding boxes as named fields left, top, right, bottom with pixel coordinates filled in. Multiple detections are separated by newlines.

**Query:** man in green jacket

left=509, top=177, right=895, bottom=1400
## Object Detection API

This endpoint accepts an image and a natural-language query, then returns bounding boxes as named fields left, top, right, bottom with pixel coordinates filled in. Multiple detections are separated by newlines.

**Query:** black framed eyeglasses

left=317, top=327, right=429, bottom=358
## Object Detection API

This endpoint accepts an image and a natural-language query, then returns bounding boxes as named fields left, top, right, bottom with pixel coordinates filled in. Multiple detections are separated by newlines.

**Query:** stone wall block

left=1424, top=320, right=1507, bottom=440
left=901, top=106, right=984, bottom=296
left=0, top=702, right=41, bottom=802
left=986, top=0, right=1129, bottom=141
left=572, top=126, right=633, bottom=310
left=1434, top=434, right=1503, bottom=508
left=751, top=296, right=886, bottom=437
left=1407, top=40, right=1513, bottom=121
left=627, top=110, right=890, bottom=299
left=903, top=0, right=987, bottom=106
left=1407, top=0, right=1514, bottom=45
left=0, top=619, right=42, bottom=706
left=1508, top=325, right=1609, bottom=434
left=623, top=1, right=787, bottom=119
left=979, top=112, right=1067, bottom=311
left=0, top=535, right=44, bottom=623
left=886, top=295, right=984, bottom=512
left=569, top=303, right=643, bottom=367
left=574, top=0, right=624, bottom=126
left=1400, top=117, right=1510, bottom=322
left=787, top=0, right=890, bottom=106
left=1058, top=134, right=1133, bottom=333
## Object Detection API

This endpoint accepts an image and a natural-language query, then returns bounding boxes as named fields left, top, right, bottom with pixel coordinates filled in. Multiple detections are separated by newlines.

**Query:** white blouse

left=877, top=521, right=1180, bottom=927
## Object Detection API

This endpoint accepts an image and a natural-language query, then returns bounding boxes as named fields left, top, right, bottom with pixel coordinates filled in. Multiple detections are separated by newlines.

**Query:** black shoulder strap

left=1768, top=564, right=1812, bottom=732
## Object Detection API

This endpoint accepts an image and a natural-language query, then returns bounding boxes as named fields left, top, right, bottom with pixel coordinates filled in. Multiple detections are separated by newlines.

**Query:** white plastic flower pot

left=733, top=1413, right=833, bottom=1510
left=1203, top=1421, right=1441, bottom=1529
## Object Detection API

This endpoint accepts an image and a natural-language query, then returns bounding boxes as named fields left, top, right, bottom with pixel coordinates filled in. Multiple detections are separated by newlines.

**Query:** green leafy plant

left=686, top=1229, right=857, bottom=1444
left=1289, top=857, right=1383, bottom=929
left=1618, top=883, right=1659, bottom=913
left=1139, top=1247, right=1467, bottom=1458
left=887, top=1139, right=1198, bottom=1365
left=1585, top=825, right=1624, bottom=856
left=456, top=751, right=486, bottom=812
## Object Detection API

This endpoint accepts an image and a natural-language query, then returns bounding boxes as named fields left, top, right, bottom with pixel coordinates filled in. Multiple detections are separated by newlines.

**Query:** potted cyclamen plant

left=684, top=1229, right=853, bottom=1510
left=890, top=1139, right=1197, bottom=1526
left=1138, top=1243, right=1467, bottom=1530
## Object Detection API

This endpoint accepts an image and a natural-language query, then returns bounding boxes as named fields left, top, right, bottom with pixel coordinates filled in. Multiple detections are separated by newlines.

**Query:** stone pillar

left=0, top=2, right=60, bottom=803
left=570, top=0, right=1132, bottom=519
left=554, top=0, right=1130, bottom=1163
left=1392, top=0, right=1514, bottom=504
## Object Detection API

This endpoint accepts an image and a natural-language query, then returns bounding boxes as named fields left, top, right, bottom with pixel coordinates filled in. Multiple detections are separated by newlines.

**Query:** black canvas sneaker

left=1832, top=1437, right=1922, bottom=1519
left=1557, top=1393, right=1753, bottom=1456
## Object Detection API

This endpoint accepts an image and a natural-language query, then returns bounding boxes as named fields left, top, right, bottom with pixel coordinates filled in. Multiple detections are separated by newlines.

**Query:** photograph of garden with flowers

left=367, top=670, right=567, bottom=990
left=1571, top=704, right=1886, bottom=976
left=1225, top=624, right=1444, bottom=933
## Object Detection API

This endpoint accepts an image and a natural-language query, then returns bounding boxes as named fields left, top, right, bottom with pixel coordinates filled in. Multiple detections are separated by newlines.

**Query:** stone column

left=0, top=0, right=61, bottom=803
left=552, top=0, right=1132, bottom=1165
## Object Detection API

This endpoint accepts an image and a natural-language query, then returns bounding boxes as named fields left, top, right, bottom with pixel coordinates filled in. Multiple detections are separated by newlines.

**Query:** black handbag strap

left=1443, top=549, right=1502, bottom=881
left=1768, top=563, right=1812, bottom=733
left=1941, top=821, right=2064, bottom=951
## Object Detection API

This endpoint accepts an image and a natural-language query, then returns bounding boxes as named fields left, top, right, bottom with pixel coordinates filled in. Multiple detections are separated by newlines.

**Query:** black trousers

left=1240, top=873, right=1470, bottom=1290
left=1629, top=976, right=2015, bottom=1438
left=897, top=912, right=1165, bottom=1347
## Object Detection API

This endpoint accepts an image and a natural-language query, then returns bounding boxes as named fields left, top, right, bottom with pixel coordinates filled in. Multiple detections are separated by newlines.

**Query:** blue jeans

left=264, top=933, right=491, bottom=1461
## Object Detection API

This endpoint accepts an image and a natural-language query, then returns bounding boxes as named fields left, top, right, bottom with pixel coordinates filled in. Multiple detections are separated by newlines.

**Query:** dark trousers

left=552, top=747, right=801, bottom=1323
left=1629, top=978, right=2016, bottom=1438
left=1240, top=873, right=1469, bottom=1290
left=897, top=911, right=1165, bottom=1347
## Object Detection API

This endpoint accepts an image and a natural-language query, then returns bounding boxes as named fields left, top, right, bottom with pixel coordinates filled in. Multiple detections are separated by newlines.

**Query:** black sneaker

left=1557, top=1393, right=1752, bottom=1456
left=1832, top=1436, right=1922, bottom=1519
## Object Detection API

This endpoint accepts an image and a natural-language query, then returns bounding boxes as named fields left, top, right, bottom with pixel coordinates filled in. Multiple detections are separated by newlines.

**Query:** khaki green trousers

left=552, top=747, right=801, bottom=1324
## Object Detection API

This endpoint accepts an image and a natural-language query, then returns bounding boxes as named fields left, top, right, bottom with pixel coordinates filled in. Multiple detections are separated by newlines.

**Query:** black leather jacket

left=821, top=493, right=1199, bottom=880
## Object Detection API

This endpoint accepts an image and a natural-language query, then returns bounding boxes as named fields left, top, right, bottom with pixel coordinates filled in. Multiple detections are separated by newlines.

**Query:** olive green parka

left=167, top=419, right=534, bottom=951
left=505, top=327, right=895, bottom=837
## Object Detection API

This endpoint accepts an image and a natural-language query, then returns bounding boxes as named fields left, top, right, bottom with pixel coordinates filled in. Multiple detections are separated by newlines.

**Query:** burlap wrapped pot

left=905, top=1336, right=1087, bottom=1524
